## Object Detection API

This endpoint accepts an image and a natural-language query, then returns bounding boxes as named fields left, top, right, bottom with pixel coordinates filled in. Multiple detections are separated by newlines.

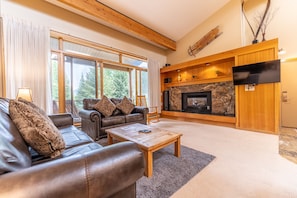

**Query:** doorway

left=281, top=58, right=297, bottom=128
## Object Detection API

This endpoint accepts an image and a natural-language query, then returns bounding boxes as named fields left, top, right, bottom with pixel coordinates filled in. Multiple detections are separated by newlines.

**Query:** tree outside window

left=103, top=67, right=129, bottom=98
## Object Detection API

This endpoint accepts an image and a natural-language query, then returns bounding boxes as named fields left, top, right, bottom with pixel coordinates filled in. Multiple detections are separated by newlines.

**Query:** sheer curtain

left=0, top=17, right=5, bottom=97
left=148, top=58, right=161, bottom=112
left=2, top=16, right=51, bottom=112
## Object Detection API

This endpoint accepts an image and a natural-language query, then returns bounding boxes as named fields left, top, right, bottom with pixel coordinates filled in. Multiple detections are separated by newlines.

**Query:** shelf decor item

left=188, top=26, right=222, bottom=57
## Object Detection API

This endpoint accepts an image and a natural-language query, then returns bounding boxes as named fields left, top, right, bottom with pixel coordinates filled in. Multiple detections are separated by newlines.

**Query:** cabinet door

left=235, top=47, right=279, bottom=134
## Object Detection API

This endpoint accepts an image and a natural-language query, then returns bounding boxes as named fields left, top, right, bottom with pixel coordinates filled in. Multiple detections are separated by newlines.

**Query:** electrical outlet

left=245, top=84, right=255, bottom=91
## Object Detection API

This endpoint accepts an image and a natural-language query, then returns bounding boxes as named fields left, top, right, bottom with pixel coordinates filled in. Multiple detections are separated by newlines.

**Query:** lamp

left=16, top=88, right=33, bottom=102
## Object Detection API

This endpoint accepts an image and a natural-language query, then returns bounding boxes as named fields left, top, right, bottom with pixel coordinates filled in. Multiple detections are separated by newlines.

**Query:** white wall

left=245, top=0, right=297, bottom=60
left=167, top=0, right=297, bottom=65
left=3, top=0, right=297, bottom=67
left=167, top=0, right=242, bottom=65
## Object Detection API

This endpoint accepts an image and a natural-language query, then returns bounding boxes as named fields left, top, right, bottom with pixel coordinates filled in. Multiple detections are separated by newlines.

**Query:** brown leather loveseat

left=0, top=97, right=144, bottom=198
left=79, top=98, right=148, bottom=140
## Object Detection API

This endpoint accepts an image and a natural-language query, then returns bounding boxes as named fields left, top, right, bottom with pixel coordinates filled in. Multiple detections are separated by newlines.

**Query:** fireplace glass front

left=182, top=91, right=211, bottom=114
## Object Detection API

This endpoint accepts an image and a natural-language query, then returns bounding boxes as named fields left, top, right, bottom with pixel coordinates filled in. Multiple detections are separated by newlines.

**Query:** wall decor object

left=242, top=0, right=271, bottom=44
left=188, top=26, right=222, bottom=57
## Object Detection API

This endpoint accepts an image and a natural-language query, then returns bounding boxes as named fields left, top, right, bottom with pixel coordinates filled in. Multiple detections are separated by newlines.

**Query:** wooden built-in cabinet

left=160, top=39, right=279, bottom=134
left=162, top=58, right=234, bottom=89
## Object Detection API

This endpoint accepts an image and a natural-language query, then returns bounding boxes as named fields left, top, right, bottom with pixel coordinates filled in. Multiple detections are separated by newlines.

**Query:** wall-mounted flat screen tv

left=232, top=59, right=280, bottom=85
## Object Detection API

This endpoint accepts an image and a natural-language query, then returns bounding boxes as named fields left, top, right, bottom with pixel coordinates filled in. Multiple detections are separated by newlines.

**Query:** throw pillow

left=9, top=100, right=65, bottom=158
left=17, top=98, right=48, bottom=118
left=17, top=98, right=56, bottom=126
left=94, top=95, right=116, bottom=117
left=17, top=97, right=60, bottom=137
left=116, top=96, right=135, bottom=115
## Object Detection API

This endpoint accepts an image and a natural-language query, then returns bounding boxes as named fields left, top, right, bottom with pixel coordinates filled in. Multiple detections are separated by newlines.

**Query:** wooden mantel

left=160, top=39, right=280, bottom=134
left=46, top=0, right=176, bottom=51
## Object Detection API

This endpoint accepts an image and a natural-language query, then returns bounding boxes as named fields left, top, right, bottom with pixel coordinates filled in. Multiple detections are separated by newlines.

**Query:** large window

left=141, top=70, right=148, bottom=99
left=103, top=66, right=130, bottom=98
left=50, top=33, right=148, bottom=123
left=64, top=56, right=97, bottom=122
left=51, top=53, right=59, bottom=113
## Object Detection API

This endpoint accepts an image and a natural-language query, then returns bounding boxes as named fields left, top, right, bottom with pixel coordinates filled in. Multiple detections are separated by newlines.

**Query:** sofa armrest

left=48, top=113, right=73, bottom=127
left=79, top=109, right=102, bottom=140
left=79, top=109, right=101, bottom=122
left=0, top=141, right=144, bottom=198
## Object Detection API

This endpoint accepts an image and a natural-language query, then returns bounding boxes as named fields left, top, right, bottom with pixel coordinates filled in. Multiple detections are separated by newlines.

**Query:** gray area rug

left=136, top=144, right=215, bottom=198
left=97, top=138, right=215, bottom=198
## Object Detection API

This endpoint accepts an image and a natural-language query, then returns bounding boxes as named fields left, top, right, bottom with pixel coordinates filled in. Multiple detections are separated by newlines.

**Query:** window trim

left=50, top=31, right=148, bottom=118
left=51, top=30, right=147, bottom=64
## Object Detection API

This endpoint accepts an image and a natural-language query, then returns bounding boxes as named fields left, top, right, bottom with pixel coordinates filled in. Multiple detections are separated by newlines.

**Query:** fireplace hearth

left=182, top=91, right=212, bottom=114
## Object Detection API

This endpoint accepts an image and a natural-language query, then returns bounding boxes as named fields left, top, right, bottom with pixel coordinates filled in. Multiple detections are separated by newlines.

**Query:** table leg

left=174, top=137, right=181, bottom=157
left=144, top=150, right=153, bottom=177
left=107, top=133, right=113, bottom=145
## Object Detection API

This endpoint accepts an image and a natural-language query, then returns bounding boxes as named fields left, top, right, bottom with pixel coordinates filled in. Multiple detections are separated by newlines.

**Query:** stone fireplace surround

left=166, top=81, right=235, bottom=116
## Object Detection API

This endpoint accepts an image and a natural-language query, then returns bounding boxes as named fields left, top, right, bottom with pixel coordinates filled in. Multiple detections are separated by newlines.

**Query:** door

left=64, top=56, right=97, bottom=122
left=281, top=58, right=297, bottom=128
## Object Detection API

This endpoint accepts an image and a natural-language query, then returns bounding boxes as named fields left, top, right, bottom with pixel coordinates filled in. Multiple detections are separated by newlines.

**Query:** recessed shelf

left=164, top=76, right=233, bottom=88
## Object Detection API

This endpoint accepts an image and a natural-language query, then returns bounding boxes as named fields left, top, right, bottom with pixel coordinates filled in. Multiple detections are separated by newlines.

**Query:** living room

left=1, top=0, right=297, bottom=197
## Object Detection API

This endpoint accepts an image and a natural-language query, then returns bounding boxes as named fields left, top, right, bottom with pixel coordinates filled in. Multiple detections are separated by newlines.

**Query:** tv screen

left=232, top=59, right=280, bottom=85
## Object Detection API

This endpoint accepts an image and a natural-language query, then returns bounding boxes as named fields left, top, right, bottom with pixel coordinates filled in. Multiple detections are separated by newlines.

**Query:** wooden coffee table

left=106, top=123, right=182, bottom=177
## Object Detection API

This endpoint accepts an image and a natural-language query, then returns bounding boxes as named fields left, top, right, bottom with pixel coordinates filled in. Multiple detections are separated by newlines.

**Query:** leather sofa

left=79, top=98, right=148, bottom=140
left=0, top=97, right=145, bottom=198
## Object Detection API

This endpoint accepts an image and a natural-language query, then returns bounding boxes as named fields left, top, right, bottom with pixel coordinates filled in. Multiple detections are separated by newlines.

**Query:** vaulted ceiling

left=46, top=0, right=230, bottom=50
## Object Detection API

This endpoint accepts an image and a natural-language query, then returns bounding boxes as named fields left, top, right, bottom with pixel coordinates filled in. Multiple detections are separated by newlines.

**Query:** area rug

left=136, top=144, right=215, bottom=198
left=97, top=138, right=215, bottom=198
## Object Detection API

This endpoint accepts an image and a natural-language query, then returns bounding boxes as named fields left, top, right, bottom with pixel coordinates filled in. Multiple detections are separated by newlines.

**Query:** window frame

left=50, top=31, right=148, bottom=119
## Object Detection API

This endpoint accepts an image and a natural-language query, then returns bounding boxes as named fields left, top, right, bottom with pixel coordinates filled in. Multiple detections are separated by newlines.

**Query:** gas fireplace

left=182, top=91, right=212, bottom=114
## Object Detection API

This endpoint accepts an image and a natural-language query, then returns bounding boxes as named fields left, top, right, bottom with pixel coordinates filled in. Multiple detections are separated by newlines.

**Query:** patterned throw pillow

left=17, top=98, right=50, bottom=121
left=94, top=95, right=116, bottom=117
left=116, top=96, right=135, bottom=115
left=9, top=100, right=65, bottom=158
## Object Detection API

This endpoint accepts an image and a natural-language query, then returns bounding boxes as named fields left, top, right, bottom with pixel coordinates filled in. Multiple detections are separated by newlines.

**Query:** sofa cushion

left=101, top=116, right=125, bottom=127
left=110, top=98, right=122, bottom=116
left=112, top=108, right=122, bottom=116
left=31, top=142, right=104, bottom=165
left=61, top=142, right=103, bottom=158
left=116, top=96, right=135, bottom=115
left=59, top=126, right=94, bottom=149
left=9, top=100, right=65, bottom=158
left=0, top=108, right=31, bottom=174
left=94, top=95, right=116, bottom=117
left=30, top=125, right=94, bottom=163
left=125, top=113, right=144, bottom=123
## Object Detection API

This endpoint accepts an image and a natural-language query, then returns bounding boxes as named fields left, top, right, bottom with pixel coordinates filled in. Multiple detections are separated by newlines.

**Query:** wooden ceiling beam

left=54, top=0, right=176, bottom=51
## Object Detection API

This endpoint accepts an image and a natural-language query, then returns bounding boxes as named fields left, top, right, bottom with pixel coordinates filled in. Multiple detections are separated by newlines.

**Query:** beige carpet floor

left=148, top=118, right=297, bottom=198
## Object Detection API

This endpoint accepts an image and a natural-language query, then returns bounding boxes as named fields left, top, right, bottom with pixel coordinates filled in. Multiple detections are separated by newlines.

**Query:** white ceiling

left=97, top=0, right=230, bottom=41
